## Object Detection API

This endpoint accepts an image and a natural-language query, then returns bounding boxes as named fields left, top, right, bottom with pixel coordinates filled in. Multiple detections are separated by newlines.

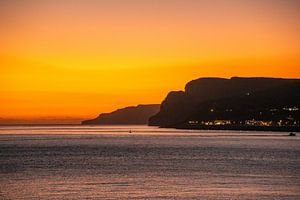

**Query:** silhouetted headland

left=82, top=104, right=160, bottom=125
left=149, top=77, right=300, bottom=132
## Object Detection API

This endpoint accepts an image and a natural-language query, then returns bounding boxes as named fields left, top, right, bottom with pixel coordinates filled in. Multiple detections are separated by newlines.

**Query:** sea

left=0, top=125, right=299, bottom=200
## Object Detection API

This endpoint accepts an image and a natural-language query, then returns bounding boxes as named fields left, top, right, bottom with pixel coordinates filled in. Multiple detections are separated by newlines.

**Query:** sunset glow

left=1, top=0, right=300, bottom=123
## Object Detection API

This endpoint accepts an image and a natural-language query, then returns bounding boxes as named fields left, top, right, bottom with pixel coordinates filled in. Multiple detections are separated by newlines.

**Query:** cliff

left=149, top=77, right=300, bottom=127
left=82, top=104, right=160, bottom=125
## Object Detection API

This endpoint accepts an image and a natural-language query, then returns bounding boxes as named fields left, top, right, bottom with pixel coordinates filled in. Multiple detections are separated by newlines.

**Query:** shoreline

left=0, top=124, right=299, bottom=133
left=170, top=125, right=300, bottom=132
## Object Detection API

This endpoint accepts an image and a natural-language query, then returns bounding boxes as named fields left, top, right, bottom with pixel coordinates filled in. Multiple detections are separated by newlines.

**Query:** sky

left=1, top=0, right=300, bottom=124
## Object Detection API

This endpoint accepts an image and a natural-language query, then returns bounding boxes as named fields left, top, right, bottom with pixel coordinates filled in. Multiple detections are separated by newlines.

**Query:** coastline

left=170, top=124, right=300, bottom=132
left=1, top=123, right=299, bottom=133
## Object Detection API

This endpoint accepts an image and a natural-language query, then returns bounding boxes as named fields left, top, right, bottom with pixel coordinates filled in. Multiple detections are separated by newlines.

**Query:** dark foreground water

left=0, top=125, right=299, bottom=199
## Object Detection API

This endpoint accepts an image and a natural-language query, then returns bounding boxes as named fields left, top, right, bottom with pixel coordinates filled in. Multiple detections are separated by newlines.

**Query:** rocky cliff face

left=149, top=77, right=299, bottom=127
left=82, top=104, right=160, bottom=125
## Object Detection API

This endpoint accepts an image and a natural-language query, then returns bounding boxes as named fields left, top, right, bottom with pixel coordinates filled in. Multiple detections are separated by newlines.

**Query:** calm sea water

left=0, top=125, right=299, bottom=199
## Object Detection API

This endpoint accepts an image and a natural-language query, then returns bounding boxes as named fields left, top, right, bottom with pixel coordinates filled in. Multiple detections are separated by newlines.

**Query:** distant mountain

left=82, top=104, right=160, bottom=125
left=149, top=77, right=300, bottom=129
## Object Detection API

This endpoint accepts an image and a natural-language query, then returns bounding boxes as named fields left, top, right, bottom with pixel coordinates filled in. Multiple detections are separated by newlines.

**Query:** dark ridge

left=82, top=104, right=160, bottom=125
left=149, top=77, right=300, bottom=129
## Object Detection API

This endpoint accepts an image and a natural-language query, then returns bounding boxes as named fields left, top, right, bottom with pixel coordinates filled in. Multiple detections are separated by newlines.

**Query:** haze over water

left=0, top=125, right=299, bottom=199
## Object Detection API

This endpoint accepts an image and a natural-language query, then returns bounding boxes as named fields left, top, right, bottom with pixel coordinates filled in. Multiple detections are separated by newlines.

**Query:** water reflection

left=0, top=126, right=299, bottom=199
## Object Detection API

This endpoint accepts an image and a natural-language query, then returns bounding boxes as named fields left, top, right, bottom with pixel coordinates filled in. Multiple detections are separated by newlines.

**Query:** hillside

left=149, top=77, right=300, bottom=129
left=82, top=104, right=160, bottom=125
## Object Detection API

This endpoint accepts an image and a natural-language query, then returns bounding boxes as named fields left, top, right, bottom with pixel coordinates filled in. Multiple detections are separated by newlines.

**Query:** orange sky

left=1, top=0, right=300, bottom=123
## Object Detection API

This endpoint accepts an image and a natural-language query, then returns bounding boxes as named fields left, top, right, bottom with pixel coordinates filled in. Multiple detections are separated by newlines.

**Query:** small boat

left=289, top=132, right=296, bottom=136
